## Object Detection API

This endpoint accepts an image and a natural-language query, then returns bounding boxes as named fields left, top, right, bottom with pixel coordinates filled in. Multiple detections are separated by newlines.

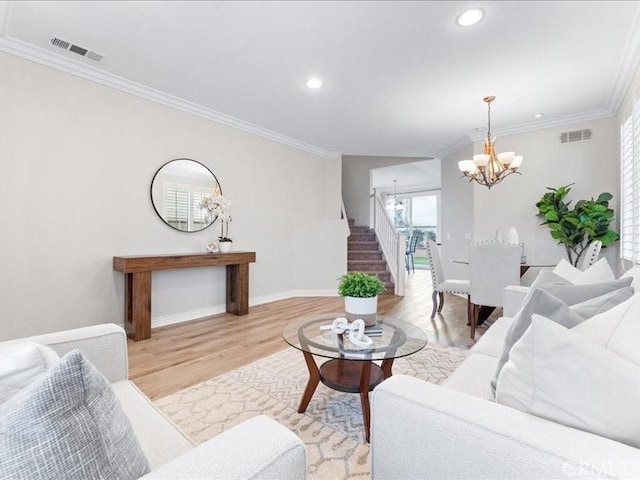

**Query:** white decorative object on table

left=320, top=317, right=373, bottom=349
left=205, top=242, right=218, bottom=253
left=506, top=227, right=519, bottom=245
left=199, top=190, right=233, bottom=249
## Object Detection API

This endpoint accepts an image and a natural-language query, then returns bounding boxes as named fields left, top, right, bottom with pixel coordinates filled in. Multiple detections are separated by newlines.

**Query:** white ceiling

left=2, top=1, right=640, bottom=158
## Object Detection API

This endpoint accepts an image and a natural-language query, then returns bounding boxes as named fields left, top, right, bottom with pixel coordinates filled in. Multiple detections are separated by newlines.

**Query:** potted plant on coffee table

left=337, top=272, right=386, bottom=326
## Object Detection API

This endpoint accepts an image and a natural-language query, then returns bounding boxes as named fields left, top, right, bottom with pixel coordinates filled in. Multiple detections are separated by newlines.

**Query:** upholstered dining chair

left=426, top=240, right=470, bottom=319
left=577, top=240, right=602, bottom=271
left=468, top=241, right=521, bottom=338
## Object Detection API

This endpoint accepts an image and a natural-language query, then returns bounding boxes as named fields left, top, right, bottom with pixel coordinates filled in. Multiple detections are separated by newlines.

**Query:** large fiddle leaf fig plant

left=535, top=184, right=619, bottom=267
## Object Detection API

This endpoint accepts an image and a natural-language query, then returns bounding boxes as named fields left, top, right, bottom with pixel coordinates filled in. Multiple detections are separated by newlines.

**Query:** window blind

left=620, top=95, right=640, bottom=262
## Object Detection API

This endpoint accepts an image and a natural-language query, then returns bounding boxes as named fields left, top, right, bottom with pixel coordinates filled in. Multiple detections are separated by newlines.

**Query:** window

left=620, top=95, right=640, bottom=262
left=163, top=182, right=212, bottom=231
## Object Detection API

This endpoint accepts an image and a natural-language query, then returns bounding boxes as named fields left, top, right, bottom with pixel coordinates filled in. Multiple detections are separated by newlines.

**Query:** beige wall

left=440, top=116, right=620, bottom=282
left=440, top=143, right=474, bottom=279
left=471, top=117, right=619, bottom=281
left=0, top=51, right=346, bottom=340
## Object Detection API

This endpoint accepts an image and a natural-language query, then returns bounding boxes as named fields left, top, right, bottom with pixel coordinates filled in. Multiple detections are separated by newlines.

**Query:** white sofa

left=2, top=324, right=306, bottom=480
left=371, top=294, right=640, bottom=479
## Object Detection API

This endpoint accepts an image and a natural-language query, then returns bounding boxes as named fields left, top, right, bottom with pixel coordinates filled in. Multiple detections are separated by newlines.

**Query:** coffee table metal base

left=297, top=351, right=393, bottom=442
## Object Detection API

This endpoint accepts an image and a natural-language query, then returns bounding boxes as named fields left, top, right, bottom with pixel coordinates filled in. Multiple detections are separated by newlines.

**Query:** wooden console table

left=113, top=252, right=256, bottom=341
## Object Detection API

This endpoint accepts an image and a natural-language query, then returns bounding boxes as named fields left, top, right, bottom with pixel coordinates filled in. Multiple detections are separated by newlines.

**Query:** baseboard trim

left=150, top=290, right=340, bottom=329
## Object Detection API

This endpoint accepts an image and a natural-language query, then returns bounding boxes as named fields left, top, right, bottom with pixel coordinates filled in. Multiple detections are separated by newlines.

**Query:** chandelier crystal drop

left=458, top=96, right=523, bottom=189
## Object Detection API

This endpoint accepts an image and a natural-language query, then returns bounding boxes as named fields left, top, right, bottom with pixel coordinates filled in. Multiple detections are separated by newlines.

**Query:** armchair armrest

left=371, top=375, right=640, bottom=480
left=140, top=415, right=306, bottom=480
left=503, top=285, right=530, bottom=317
left=1, top=324, right=128, bottom=383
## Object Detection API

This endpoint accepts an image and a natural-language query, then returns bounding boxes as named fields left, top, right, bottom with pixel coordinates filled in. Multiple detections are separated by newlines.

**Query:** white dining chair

left=468, top=241, right=521, bottom=338
left=426, top=240, right=470, bottom=319
left=577, top=240, right=602, bottom=271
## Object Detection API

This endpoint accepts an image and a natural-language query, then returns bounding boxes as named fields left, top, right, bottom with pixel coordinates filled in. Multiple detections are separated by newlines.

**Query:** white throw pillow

left=572, top=292, right=640, bottom=367
left=553, top=257, right=615, bottom=284
left=0, top=343, right=60, bottom=404
left=496, top=315, right=640, bottom=449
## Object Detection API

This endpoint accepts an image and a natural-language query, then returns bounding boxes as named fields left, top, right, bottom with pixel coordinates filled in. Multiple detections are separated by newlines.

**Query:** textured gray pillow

left=0, top=350, right=150, bottom=480
left=570, top=286, right=634, bottom=319
left=538, top=277, right=633, bottom=306
left=491, top=289, right=587, bottom=394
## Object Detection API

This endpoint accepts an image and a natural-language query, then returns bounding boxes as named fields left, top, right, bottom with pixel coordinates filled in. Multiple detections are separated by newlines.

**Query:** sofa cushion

left=569, top=286, right=634, bottom=318
left=112, top=380, right=194, bottom=469
left=496, top=315, right=640, bottom=449
left=572, top=293, right=640, bottom=367
left=535, top=277, right=633, bottom=307
left=0, top=342, right=59, bottom=404
left=470, top=316, right=513, bottom=359
left=530, top=269, right=571, bottom=288
left=0, top=350, right=150, bottom=480
left=490, top=289, right=586, bottom=394
left=553, top=257, right=615, bottom=284
left=444, top=352, right=498, bottom=400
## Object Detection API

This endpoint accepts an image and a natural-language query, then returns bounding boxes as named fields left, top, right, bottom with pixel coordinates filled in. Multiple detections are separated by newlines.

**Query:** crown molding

left=434, top=136, right=473, bottom=160
left=467, top=108, right=615, bottom=143
left=0, top=33, right=341, bottom=159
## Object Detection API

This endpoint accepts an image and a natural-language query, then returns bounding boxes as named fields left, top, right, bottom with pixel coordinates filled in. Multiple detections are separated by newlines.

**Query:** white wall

left=472, top=117, right=619, bottom=281
left=0, top=51, right=346, bottom=341
left=341, top=155, right=432, bottom=227
left=440, top=143, right=474, bottom=279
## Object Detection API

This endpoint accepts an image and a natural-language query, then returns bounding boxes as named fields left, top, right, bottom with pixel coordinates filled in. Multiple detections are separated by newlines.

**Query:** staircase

left=347, top=219, right=394, bottom=290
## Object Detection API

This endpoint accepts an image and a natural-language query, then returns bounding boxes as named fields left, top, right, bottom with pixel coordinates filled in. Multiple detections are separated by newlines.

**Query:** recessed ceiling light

left=534, top=113, right=544, bottom=119
left=456, top=8, right=485, bottom=27
left=306, top=78, right=323, bottom=89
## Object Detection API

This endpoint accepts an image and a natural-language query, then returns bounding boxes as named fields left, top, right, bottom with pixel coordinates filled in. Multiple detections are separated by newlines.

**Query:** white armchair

left=1, top=324, right=306, bottom=479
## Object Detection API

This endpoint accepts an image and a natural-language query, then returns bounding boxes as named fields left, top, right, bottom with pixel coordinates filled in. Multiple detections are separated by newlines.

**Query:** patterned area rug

left=155, top=343, right=468, bottom=480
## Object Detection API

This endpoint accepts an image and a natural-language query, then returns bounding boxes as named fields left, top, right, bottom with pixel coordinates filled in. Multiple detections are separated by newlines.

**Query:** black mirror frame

left=150, top=158, right=222, bottom=233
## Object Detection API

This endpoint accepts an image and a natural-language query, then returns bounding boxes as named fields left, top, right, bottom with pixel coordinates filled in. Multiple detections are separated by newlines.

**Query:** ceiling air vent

left=50, top=35, right=104, bottom=63
left=560, top=129, right=592, bottom=144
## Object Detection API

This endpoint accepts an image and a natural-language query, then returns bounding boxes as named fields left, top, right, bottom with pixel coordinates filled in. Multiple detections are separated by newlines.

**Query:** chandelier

left=458, top=96, right=523, bottom=189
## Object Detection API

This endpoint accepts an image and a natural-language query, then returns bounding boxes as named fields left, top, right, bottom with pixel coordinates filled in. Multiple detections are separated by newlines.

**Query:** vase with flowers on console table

left=200, top=191, right=233, bottom=253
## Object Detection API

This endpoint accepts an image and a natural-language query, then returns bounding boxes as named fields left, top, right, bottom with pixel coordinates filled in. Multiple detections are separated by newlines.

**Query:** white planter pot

left=344, top=295, right=378, bottom=326
left=219, top=241, right=232, bottom=253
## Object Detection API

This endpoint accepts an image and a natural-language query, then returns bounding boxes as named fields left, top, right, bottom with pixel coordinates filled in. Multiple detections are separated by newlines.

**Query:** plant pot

left=344, top=295, right=378, bottom=326
left=219, top=241, right=232, bottom=253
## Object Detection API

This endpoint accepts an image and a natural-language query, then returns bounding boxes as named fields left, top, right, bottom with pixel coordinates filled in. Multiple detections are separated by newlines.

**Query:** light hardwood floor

left=128, top=270, right=496, bottom=400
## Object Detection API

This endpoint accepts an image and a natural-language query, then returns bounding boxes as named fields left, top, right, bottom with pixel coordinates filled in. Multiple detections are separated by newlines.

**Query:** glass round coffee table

left=282, top=313, right=427, bottom=442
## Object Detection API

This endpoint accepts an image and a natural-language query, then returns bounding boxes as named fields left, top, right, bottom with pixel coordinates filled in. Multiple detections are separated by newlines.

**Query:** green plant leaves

left=337, top=272, right=386, bottom=298
left=536, top=184, right=619, bottom=265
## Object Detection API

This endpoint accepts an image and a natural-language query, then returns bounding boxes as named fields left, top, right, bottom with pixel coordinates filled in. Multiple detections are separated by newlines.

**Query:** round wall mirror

left=150, top=158, right=221, bottom=232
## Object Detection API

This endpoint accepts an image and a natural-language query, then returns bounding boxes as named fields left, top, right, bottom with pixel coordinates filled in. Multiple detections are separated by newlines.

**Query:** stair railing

left=374, top=194, right=406, bottom=296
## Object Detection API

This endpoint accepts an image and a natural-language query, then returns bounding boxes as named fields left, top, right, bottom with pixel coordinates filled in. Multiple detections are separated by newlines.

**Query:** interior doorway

left=371, top=159, right=441, bottom=271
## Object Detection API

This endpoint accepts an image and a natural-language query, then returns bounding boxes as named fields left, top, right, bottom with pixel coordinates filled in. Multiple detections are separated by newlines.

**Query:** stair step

left=348, top=260, right=387, bottom=272
left=347, top=241, right=380, bottom=251
left=349, top=225, right=372, bottom=234
left=348, top=218, right=355, bottom=225
left=349, top=232, right=377, bottom=242
left=348, top=251, right=383, bottom=261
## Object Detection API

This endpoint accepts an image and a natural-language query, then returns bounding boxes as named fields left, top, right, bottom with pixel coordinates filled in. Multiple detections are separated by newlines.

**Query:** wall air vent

left=560, top=129, right=592, bottom=144
left=50, top=35, right=104, bottom=63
